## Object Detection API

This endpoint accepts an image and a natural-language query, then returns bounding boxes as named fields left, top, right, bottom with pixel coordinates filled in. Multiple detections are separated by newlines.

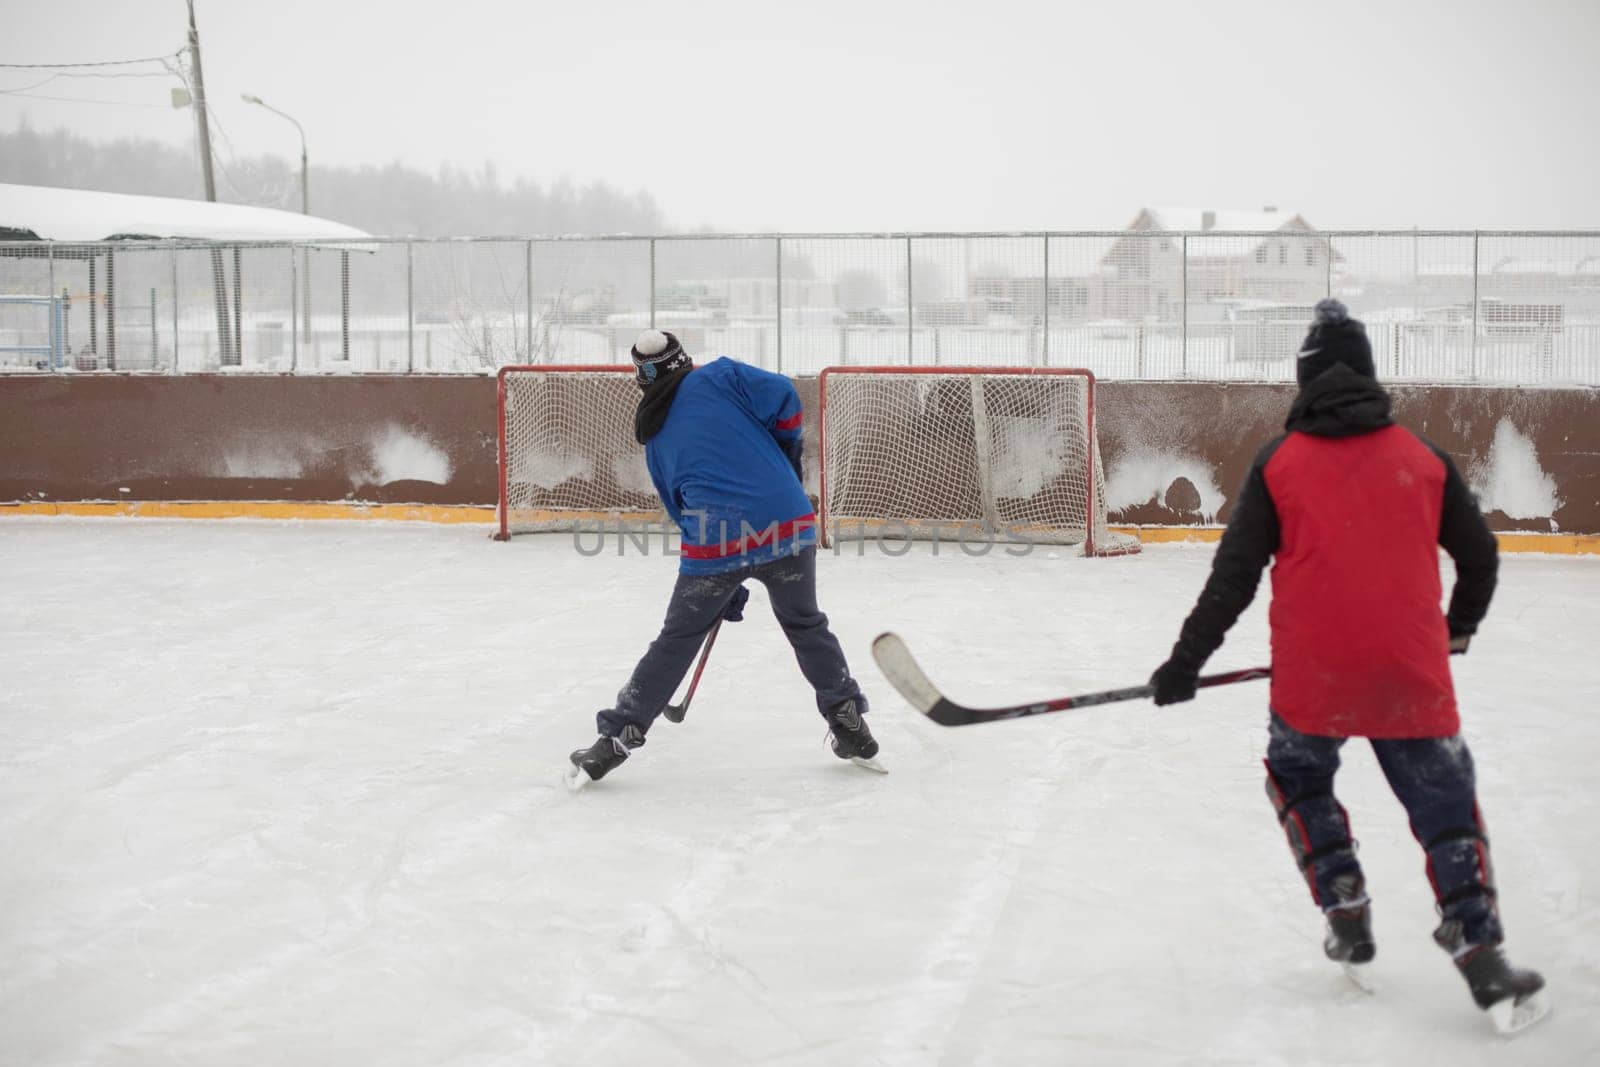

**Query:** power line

left=0, top=52, right=184, bottom=69
left=0, top=71, right=177, bottom=94
left=0, top=75, right=58, bottom=94
left=0, top=90, right=174, bottom=109
left=44, top=70, right=180, bottom=79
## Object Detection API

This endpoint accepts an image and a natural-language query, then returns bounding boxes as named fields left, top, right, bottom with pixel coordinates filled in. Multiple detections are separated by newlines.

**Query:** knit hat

left=630, top=329, right=692, bottom=386
left=1296, top=299, right=1375, bottom=385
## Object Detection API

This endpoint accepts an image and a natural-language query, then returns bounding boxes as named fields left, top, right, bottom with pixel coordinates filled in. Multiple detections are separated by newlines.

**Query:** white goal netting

left=498, top=363, right=1138, bottom=555
left=820, top=368, right=1137, bottom=555
left=497, top=366, right=664, bottom=536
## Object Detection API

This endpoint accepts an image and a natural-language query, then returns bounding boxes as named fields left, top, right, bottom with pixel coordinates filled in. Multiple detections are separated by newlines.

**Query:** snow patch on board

left=1469, top=419, right=1559, bottom=520
left=1104, top=448, right=1226, bottom=521
left=362, top=425, right=452, bottom=486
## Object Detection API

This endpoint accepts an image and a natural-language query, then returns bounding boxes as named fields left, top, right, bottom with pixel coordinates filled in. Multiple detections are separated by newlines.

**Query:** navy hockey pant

left=1263, top=711, right=1503, bottom=947
left=597, top=546, right=864, bottom=739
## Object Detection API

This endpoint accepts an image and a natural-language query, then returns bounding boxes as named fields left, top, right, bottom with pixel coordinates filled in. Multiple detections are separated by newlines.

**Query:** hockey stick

left=663, top=620, right=723, bottom=723
left=871, top=631, right=1270, bottom=727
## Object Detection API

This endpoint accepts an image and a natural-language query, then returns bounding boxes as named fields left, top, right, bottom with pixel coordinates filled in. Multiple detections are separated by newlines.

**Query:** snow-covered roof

left=0, top=183, right=371, bottom=243
left=1132, top=206, right=1315, bottom=233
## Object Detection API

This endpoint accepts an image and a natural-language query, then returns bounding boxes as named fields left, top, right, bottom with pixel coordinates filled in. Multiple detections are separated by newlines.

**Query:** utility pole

left=186, top=0, right=236, bottom=365
left=186, top=0, right=217, bottom=202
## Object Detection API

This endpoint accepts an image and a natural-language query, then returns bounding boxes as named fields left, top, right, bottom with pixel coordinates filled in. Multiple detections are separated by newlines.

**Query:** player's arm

left=729, top=362, right=805, bottom=480
left=1430, top=445, right=1499, bottom=651
left=1151, top=440, right=1283, bottom=703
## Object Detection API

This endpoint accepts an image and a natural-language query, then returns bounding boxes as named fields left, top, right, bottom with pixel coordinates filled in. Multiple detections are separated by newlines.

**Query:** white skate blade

left=563, top=764, right=592, bottom=793
left=1487, top=987, right=1551, bottom=1036
left=850, top=755, right=889, bottom=774
left=1341, top=961, right=1376, bottom=994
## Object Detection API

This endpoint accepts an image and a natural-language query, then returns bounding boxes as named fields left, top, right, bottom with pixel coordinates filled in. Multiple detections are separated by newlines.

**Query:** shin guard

left=1422, top=809, right=1502, bottom=948
left=1265, top=762, right=1360, bottom=908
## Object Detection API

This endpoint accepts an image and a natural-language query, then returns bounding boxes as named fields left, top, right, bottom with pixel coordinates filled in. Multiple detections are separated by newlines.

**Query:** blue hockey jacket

left=644, top=357, right=816, bottom=575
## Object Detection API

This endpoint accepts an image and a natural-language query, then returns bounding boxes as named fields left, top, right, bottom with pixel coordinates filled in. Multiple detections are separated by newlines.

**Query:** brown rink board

left=1, top=374, right=1596, bottom=541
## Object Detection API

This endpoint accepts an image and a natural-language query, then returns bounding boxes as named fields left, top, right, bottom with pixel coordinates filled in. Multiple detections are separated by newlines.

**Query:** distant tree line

left=0, top=120, right=671, bottom=238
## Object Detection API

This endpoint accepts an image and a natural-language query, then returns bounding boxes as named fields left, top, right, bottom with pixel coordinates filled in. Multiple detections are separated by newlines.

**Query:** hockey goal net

left=496, top=365, right=664, bottom=539
left=819, top=366, right=1138, bottom=556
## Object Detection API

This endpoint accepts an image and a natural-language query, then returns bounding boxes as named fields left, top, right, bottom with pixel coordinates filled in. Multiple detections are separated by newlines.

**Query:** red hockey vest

left=1262, top=425, right=1459, bottom=738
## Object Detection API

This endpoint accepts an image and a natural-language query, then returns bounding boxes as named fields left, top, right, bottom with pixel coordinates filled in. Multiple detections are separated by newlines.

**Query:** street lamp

left=242, top=93, right=313, bottom=366
left=241, top=93, right=308, bottom=215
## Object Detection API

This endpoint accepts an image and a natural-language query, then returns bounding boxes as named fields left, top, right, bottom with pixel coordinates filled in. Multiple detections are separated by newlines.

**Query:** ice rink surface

left=2, top=518, right=1597, bottom=1066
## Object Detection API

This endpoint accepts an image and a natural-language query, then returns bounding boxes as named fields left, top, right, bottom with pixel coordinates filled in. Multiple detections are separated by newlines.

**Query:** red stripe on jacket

left=680, top=513, right=816, bottom=559
left=775, top=411, right=803, bottom=432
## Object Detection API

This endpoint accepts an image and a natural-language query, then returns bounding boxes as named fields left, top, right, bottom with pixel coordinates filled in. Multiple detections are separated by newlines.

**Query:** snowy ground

left=2, top=519, right=1597, bottom=1067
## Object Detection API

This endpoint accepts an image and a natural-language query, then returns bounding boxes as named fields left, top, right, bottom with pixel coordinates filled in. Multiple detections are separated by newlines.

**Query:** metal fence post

left=524, top=239, right=533, bottom=361
left=46, top=243, right=56, bottom=372
left=1180, top=233, right=1188, bottom=378
left=649, top=238, right=656, bottom=329
left=407, top=241, right=415, bottom=373
left=775, top=236, right=783, bottom=373
left=1470, top=231, right=1480, bottom=380
left=1326, top=234, right=1334, bottom=299
left=170, top=245, right=179, bottom=372
left=906, top=235, right=914, bottom=364
left=106, top=249, right=117, bottom=370
left=232, top=247, right=243, bottom=366
left=290, top=246, right=299, bottom=372
left=340, top=250, right=350, bottom=364
left=301, top=247, right=311, bottom=366
left=1041, top=233, right=1050, bottom=367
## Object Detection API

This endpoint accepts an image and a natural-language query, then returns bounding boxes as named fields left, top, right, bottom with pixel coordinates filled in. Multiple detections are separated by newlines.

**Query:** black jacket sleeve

left=1166, top=438, right=1283, bottom=670
left=1429, top=444, right=1499, bottom=636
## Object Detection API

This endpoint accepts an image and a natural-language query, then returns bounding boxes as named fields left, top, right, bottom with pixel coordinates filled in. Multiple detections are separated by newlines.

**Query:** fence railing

left=3, top=231, right=1599, bottom=383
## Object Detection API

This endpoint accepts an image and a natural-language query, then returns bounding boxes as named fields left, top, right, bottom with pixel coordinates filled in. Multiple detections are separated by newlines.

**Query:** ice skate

left=1436, top=922, right=1550, bottom=1036
left=1324, top=907, right=1376, bottom=991
left=824, top=698, right=886, bottom=774
left=1320, top=874, right=1376, bottom=991
left=565, top=725, right=644, bottom=791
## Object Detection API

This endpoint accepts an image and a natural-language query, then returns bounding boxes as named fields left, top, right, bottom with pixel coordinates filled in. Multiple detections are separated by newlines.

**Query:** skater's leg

left=1265, top=712, right=1372, bottom=964
left=1264, top=712, right=1366, bottom=907
left=596, top=571, right=744, bottom=739
left=750, top=546, right=876, bottom=761
left=1370, top=736, right=1501, bottom=948
left=1372, top=735, right=1545, bottom=1025
left=750, top=546, right=863, bottom=714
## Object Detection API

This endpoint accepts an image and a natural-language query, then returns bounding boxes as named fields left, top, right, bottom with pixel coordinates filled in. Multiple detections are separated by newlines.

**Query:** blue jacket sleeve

left=729, top=361, right=804, bottom=441
left=728, top=362, right=806, bottom=481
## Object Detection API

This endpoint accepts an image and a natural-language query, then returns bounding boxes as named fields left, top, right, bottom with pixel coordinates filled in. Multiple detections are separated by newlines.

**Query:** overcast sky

left=3, top=0, right=1597, bottom=233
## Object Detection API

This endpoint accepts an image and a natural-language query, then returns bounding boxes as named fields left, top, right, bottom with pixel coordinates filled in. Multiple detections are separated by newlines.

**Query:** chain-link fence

left=3, top=231, right=1598, bottom=382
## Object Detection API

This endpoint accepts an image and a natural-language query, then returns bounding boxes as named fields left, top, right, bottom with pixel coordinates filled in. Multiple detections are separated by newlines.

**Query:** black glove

left=780, top=437, right=805, bottom=483
left=722, top=585, right=750, bottom=623
left=1447, top=619, right=1472, bottom=655
left=1150, top=657, right=1200, bottom=706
